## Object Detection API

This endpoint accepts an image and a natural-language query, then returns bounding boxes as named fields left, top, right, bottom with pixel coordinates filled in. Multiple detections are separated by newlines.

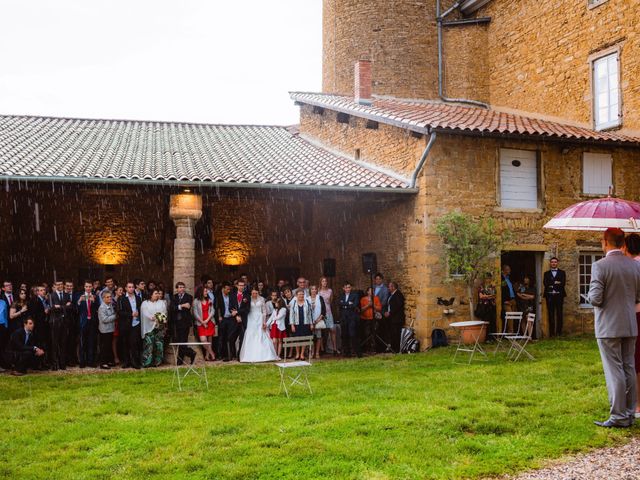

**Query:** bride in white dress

left=239, top=287, right=280, bottom=363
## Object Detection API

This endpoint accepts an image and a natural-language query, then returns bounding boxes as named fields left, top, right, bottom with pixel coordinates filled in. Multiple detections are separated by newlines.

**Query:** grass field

left=0, top=337, right=637, bottom=480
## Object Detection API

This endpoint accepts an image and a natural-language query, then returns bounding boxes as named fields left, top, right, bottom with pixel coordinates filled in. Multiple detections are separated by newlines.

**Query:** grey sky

left=0, top=0, right=322, bottom=125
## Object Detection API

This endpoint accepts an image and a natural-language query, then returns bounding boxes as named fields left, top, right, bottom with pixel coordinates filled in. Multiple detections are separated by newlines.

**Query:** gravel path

left=502, top=436, right=640, bottom=480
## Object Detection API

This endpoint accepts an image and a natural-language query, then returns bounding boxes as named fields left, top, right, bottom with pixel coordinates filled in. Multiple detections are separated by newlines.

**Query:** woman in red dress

left=193, top=286, right=216, bottom=361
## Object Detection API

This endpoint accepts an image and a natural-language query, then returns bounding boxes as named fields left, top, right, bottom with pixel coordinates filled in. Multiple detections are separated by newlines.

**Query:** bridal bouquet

left=154, top=312, right=168, bottom=326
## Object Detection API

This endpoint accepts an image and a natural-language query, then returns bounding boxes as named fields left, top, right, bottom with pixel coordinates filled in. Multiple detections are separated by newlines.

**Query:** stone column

left=169, top=193, right=202, bottom=294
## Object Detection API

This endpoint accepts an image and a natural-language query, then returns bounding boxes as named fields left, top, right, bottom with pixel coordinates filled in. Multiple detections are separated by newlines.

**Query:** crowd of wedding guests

left=0, top=272, right=406, bottom=376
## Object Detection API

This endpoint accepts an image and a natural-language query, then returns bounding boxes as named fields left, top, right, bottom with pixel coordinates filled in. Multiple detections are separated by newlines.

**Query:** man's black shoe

left=594, top=419, right=629, bottom=428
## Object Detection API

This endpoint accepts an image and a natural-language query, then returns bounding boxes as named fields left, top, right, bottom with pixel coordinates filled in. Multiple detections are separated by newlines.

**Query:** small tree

left=435, top=211, right=509, bottom=320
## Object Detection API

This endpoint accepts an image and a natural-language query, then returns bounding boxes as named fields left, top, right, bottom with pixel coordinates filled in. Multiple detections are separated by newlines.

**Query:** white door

left=500, top=149, right=538, bottom=209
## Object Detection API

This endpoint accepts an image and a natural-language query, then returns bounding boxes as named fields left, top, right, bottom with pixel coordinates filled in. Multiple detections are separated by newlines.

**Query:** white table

left=449, top=321, right=489, bottom=364
left=169, top=342, right=209, bottom=391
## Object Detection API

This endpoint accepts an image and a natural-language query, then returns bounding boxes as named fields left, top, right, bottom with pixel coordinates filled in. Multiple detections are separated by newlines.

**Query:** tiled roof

left=290, top=92, right=640, bottom=146
left=0, top=115, right=409, bottom=191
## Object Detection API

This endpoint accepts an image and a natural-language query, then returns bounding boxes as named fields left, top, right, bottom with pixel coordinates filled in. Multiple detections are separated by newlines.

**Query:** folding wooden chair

left=505, top=313, right=535, bottom=361
left=275, top=335, right=314, bottom=397
left=490, top=311, right=523, bottom=355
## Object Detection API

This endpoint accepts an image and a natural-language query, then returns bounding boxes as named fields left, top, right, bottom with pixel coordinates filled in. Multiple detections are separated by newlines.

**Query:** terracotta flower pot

left=460, top=325, right=487, bottom=344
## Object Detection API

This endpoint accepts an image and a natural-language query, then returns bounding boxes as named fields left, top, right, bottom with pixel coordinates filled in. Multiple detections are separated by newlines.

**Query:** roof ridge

left=290, top=92, right=640, bottom=146
left=0, top=113, right=287, bottom=130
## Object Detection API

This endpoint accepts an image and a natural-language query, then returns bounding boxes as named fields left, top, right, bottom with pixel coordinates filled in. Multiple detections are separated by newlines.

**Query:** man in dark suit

left=134, top=279, right=147, bottom=303
left=543, top=257, right=567, bottom=337
left=63, top=280, right=79, bottom=366
left=216, top=281, right=241, bottom=361
left=385, top=282, right=405, bottom=353
left=117, top=281, right=143, bottom=369
left=28, top=285, right=50, bottom=355
left=77, top=280, right=99, bottom=368
left=0, top=281, right=13, bottom=362
left=339, top=281, right=361, bottom=357
left=172, top=281, right=196, bottom=364
left=0, top=297, right=8, bottom=371
left=234, top=280, right=250, bottom=356
left=1, top=280, right=14, bottom=308
left=589, top=228, right=640, bottom=428
left=48, top=280, right=68, bottom=370
left=6, top=317, right=45, bottom=375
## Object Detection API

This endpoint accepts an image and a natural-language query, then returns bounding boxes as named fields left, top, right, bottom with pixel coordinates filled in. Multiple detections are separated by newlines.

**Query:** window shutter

left=583, top=153, right=612, bottom=195
left=500, top=149, right=538, bottom=209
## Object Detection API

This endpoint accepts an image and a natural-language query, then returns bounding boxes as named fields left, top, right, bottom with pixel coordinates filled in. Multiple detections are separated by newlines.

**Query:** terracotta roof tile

left=290, top=92, right=640, bottom=145
left=0, top=115, right=409, bottom=191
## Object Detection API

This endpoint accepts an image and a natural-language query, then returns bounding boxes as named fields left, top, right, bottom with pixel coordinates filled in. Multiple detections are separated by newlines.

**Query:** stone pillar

left=169, top=193, right=202, bottom=295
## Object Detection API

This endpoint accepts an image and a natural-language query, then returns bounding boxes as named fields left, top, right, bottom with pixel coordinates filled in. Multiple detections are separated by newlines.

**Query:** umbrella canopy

left=544, top=196, right=640, bottom=232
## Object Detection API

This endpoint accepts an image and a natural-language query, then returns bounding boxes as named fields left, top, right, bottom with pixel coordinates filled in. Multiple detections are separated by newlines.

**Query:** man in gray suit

left=589, top=228, right=640, bottom=428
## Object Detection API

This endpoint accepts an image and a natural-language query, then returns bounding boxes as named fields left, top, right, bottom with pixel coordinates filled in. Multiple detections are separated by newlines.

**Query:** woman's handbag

left=374, top=311, right=383, bottom=320
left=315, top=319, right=327, bottom=329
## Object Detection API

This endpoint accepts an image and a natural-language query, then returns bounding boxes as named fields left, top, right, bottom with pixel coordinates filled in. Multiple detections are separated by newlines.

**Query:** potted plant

left=435, top=211, right=509, bottom=343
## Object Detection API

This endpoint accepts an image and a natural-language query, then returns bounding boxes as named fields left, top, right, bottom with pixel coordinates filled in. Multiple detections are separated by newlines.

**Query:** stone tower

left=322, top=0, right=439, bottom=99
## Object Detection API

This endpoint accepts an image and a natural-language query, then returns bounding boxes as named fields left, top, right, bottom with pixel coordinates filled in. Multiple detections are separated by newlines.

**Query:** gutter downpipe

left=410, top=131, right=437, bottom=188
left=436, top=0, right=489, bottom=109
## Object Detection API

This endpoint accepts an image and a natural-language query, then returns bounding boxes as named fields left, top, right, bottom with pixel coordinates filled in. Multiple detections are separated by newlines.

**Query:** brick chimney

left=354, top=59, right=372, bottom=105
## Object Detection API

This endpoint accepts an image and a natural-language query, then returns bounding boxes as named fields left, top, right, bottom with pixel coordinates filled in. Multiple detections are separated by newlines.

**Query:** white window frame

left=578, top=251, right=604, bottom=307
left=591, top=49, right=621, bottom=131
left=582, top=152, right=613, bottom=196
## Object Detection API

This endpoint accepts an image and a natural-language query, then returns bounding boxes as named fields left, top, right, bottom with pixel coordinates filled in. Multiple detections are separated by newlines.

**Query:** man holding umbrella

left=589, top=228, right=640, bottom=428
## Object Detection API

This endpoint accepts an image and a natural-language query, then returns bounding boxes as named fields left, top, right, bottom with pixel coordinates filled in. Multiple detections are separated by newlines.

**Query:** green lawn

left=0, top=338, right=636, bottom=480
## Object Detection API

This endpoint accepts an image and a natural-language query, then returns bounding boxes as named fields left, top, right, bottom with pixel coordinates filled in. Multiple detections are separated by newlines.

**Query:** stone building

left=292, top=0, right=640, bottom=341
left=1, top=0, right=639, bottom=346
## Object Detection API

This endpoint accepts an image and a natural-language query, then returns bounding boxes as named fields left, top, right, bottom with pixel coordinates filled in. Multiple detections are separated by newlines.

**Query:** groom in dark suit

left=216, top=281, right=241, bottom=361
left=543, top=257, right=566, bottom=336
left=589, top=228, right=640, bottom=428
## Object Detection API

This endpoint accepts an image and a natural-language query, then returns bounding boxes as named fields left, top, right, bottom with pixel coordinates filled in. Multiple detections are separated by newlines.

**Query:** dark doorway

left=501, top=252, right=535, bottom=285
left=500, top=251, right=544, bottom=339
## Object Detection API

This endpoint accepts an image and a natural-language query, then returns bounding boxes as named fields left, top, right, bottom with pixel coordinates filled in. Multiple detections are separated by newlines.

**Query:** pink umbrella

left=544, top=196, right=640, bottom=232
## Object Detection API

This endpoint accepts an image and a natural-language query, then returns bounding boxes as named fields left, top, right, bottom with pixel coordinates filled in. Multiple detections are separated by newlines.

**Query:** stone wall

left=300, top=104, right=424, bottom=176
left=0, top=182, right=14, bottom=276
left=323, top=0, right=440, bottom=99
left=442, top=20, right=490, bottom=104
left=482, top=0, right=640, bottom=132
left=298, top=104, right=640, bottom=343
left=0, top=184, right=175, bottom=286
left=0, top=184, right=411, bottom=306
left=322, top=0, right=639, bottom=132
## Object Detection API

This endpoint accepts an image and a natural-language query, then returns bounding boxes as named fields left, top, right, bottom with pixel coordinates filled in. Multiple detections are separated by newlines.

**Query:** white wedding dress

left=239, top=298, right=280, bottom=363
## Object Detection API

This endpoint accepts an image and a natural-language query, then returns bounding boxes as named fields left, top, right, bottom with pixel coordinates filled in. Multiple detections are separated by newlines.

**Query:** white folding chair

left=505, top=313, right=535, bottom=361
left=490, top=311, right=523, bottom=355
left=275, top=335, right=314, bottom=398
